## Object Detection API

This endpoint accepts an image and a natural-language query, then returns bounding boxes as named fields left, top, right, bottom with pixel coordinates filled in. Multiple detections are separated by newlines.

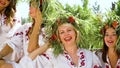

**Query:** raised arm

left=28, top=8, right=43, bottom=53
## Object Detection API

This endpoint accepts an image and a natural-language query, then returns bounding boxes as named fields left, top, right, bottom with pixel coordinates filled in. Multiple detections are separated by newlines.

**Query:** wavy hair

left=4, top=0, right=17, bottom=26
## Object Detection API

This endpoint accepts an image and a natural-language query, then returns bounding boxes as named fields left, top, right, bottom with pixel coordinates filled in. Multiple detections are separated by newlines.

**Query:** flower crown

left=46, top=16, right=81, bottom=55
left=100, top=20, right=120, bottom=35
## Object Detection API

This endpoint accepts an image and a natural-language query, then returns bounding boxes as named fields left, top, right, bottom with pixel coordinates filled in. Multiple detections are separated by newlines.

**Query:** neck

left=108, top=47, right=115, bottom=53
left=108, top=47, right=117, bottom=56
left=64, top=43, right=78, bottom=54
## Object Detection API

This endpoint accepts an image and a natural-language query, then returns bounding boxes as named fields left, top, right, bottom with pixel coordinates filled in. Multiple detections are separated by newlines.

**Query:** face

left=29, top=2, right=37, bottom=18
left=104, top=27, right=118, bottom=48
left=0, top=0, right=10, bottom=11
left=58, top=23, right=76, bottom=46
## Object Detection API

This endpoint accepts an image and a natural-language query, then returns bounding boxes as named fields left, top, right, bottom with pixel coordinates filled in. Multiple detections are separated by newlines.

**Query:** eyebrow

left=105, top=31, right=116, bottom=34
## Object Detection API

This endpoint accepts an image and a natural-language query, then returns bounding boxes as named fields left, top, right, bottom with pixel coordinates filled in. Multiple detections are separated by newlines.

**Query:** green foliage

left=19, top=0, right=120, bottom=50
left=42, top=0, right=105, bottom=50
left=115, top=0, right=120, bottom=16
left=92, top=1, right=101, bottom=14
left=17, top=0, right=29, bottom=2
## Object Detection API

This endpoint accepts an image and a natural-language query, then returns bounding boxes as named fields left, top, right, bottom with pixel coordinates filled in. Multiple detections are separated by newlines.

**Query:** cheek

left=72, top=32, right=77, bottom=40
left=5, top=1, right=10, bottom=7
left=30, top=7, right=36, bottom=13
left=104, top=37, right=107, bottom=43
left=29, top=10, right=36, bottom=17
left=113, top=37, right=118, bottom=42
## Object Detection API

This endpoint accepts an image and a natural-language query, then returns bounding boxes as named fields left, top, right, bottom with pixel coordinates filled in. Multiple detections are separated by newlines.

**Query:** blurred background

left=16, top=0, right=120, bottom=50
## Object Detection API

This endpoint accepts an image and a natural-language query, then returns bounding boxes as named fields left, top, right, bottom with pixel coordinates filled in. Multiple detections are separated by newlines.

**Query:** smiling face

left=58, top=23, right=76, bottom=46
left=104, top=27, right=118, bottom=48
left=0, top=0, right=10, bottom=11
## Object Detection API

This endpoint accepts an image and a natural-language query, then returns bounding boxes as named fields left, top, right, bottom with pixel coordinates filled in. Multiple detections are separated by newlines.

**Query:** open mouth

left=64, top=36, right=72, bottom=42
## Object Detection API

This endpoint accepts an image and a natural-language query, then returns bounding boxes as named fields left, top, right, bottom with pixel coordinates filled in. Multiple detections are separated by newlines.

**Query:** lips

left=107, top=40, right=113, bottom=43
left=64, top=36, right=72, bottom=42
left=0, top=1, right=5, bottom=6
left=107, top=40, right=114, bottom=46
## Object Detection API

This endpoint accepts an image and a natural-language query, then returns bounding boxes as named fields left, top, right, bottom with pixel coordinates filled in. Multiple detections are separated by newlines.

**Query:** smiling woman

left=95, top=20, right=120, bottom=68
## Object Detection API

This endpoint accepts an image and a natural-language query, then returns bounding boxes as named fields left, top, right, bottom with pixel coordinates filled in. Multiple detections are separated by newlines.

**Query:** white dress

left=10, top=23, right=45, bottom=68
left=95, top=50, right=120, bottom=68
left=10, top=23, right=102, bottom=68
left=0, top=14, right=22, bottom=62
left=17, top=48, right=102, bottom=68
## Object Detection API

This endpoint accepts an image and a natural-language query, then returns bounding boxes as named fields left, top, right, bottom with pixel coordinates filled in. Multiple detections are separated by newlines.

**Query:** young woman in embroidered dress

left=23, top=15, right=102, bottom=68
left=0, top=0, right=21, bottom=67
left=95, top=21, right=120, bottom=68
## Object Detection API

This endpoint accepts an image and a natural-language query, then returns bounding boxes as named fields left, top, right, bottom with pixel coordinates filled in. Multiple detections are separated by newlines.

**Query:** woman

left=0, top=0, right=49, bottom=68
left=95, top=21, right=120, bottom=68
left=24, top=15, right=102, bottom=68
left=0, top=0, right=21, bottom=67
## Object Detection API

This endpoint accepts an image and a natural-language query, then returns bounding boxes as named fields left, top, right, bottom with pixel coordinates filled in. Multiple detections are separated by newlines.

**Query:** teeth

left=64, top=37, right=72, bottom=41
left=107, top=41, right=114, bottom=44
left=108, top=41, right=112, bottom=43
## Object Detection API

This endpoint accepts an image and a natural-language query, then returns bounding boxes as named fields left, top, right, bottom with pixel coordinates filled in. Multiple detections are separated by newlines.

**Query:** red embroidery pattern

left=42, top=53, right=49, bottom=60
left=105, top=58, right=120, bottom=68
left=94, top=65, right=101, bottom=68
left=79, top=52, right=85, bottom=67
left=106, top=65, right=109, bottom=68
left=64, top=51, right=86, bottom=67
left=64, top=51, right=75, bottom=66
left=117, top=66, right=120, bottom=68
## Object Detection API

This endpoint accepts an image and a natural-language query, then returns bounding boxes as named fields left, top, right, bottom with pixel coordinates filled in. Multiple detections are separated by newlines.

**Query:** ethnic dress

left=0, top=14, right=22, bottom=62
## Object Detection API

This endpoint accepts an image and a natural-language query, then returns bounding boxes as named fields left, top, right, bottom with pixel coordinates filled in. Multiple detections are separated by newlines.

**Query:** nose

left=108, top=35, right=113, bottom=39
left=64, top=31, right=69, bottom=36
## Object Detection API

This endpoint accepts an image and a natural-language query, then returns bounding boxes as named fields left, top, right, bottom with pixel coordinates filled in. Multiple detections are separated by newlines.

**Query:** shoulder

left=94, top=49, right=102, bottom=56
left=14, top=23, right=32, bottom=34
left=80, top=48, right=93, bottom=54
left=79, top=48, right=99, bottom=57
left=23, top=23, right=32, bottom=27
left=78, top=48, right=94, bottom=58
left=13, top=13, right=22, bottom=24
left=21, top=23, right=32, bottom=30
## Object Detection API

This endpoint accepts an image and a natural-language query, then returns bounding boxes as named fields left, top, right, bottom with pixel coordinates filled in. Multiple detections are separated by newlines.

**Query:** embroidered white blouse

left=95, top=50, right=120, bottom=68
left=18, top=48, right=102, bottom=68
left=0, top=14, right=22, bottom=62
left=9, top=23, right=102, bottom=68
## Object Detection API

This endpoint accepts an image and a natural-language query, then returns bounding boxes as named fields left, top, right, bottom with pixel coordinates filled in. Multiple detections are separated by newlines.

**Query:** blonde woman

left=21, top=16, right=102, bottom=68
